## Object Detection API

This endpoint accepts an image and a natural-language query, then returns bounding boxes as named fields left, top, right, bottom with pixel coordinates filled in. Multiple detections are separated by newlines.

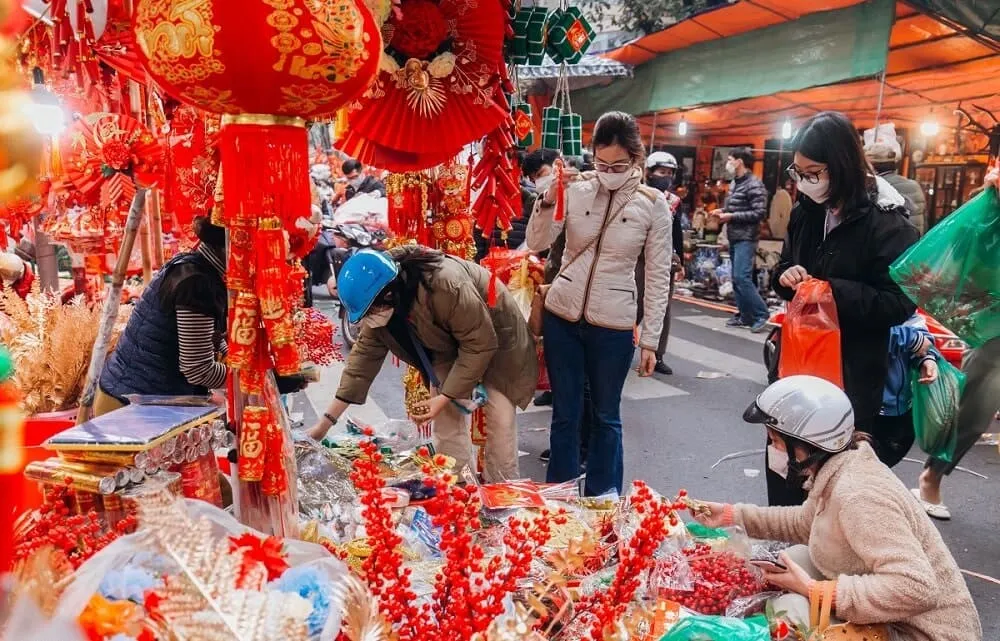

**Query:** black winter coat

left=725, top=173, right=768, bottom=242
left=772, top=193, right=919, bottom=429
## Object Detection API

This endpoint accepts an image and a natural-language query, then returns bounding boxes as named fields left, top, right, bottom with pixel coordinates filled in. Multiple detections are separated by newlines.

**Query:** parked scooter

left=762, top=306, right=967, bottom=384
left=319, top=222, right=388, bottom=348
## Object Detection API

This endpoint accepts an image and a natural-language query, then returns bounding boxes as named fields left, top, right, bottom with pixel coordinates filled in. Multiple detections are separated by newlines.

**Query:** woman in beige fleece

left=694, top=375, right=981, bottom=641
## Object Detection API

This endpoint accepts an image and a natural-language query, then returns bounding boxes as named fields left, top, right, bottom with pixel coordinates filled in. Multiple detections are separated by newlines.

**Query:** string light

left=920, top=118, right=939, bottom=137
left=677, top=118, right=688, bottom=137
left=25, top=68, right=66, bottom=136
left=781, top=119, right=792, bottom=140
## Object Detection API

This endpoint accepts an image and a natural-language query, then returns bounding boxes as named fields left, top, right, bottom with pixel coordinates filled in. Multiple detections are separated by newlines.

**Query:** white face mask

left=597, top=168, right=632, bottom=191
left=363, top=306, right=393, bottom=329
left=797, top=177, right=830, bottom=204
left=767, top=444, right=789, bottom=479
left=349, top=175, right=365, bottom=189
left=725, top=160, right=737, bottom=175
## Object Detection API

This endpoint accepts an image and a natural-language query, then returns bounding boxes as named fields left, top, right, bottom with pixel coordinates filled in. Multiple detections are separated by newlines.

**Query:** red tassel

left=553, top=159, right=565, bottom=222
left=487, top=273, right=498, bottom=307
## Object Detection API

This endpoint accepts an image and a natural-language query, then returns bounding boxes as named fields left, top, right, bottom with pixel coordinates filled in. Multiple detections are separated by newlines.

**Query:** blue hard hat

left=338, top=249, right=399, bottom=324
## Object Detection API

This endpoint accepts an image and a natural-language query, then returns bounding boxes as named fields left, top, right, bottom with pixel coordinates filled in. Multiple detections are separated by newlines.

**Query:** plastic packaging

left=661, top=614, right=771, bottom=641
left=890, top=186, right=1000, bottom=347
left=778, top=279, right=843, bottom=388
left=911, top=359, right=966, bottom=463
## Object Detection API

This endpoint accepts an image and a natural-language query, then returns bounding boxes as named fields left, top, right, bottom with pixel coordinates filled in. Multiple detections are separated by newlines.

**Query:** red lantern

left=132, top=0, right=382, bottom=118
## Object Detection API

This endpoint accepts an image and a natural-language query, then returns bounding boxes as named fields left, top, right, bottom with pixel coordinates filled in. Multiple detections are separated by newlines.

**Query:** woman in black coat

left=769, top=111, right=919, bottom=505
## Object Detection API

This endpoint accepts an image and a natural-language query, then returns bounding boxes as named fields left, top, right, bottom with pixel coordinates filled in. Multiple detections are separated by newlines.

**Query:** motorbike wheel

left=763, top=326, right=781, bottom=384
left=341, top=312, right=361, bottom=349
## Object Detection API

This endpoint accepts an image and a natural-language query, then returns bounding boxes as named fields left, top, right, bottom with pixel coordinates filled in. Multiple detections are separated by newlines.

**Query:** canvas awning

left=573, top=0, right=1000, bottom=141
left=517, top=55, right=633, bottom=95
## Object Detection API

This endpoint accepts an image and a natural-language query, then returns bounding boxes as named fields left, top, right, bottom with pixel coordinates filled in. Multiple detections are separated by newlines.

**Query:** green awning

left=904, top=1, right=1000, bottom=44
left=571, top=0, right=895, bottom=121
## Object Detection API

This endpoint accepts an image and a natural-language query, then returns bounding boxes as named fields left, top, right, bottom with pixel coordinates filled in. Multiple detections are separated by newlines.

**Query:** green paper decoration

left=560, top=112, right=582, bottom=156
left=542, top=105, right=563, bottom=150
left=526, top=7, right=549, bottom=65
left=546, top=6, right=594, bottom=64
left=509, top=8, right=533, bottom=65
left=512, top=101, right=535, bottom=148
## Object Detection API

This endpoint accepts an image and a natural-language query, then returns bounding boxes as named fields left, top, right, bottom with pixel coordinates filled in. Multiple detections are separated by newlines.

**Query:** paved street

left=292, top=291, right=999, bottom=636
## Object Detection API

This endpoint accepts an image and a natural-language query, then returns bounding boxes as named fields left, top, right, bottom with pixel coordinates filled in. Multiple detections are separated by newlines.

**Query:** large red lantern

left=132, top=0, right=382, bottom=118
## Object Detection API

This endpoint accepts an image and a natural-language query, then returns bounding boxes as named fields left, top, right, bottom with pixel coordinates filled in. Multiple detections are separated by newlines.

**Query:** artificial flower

left=272, top=566, right=334, bottom=636
left=228, top=533, right=290, bottom=582
left=99, top=567, right=162, bottom=604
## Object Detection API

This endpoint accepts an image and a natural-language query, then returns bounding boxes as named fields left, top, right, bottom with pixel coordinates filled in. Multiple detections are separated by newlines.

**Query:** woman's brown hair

left=591, top=111, right=645, bottom=165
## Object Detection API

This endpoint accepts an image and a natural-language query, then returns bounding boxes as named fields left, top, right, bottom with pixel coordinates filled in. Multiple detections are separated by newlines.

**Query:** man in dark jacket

left=865, top=143, right=927, bottom=234
left=713, top=148, right=770, bottom=331
left=341, top=158, right=385, bottom=201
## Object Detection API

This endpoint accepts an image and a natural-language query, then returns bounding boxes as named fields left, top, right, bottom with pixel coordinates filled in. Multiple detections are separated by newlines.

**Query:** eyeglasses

left=786, top=164, right=828, bottom=184
left=595, top=160, right=632, bottom=174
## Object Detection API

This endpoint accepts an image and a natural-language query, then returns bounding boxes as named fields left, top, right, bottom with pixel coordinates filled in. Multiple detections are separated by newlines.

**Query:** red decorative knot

left=101, top=140, right=133, bottom=171
left=391, top=0, right=449, bottom=60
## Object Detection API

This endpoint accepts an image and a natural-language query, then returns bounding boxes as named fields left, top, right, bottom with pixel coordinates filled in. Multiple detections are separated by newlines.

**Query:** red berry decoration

left=659, top=543, right=766, bottom=616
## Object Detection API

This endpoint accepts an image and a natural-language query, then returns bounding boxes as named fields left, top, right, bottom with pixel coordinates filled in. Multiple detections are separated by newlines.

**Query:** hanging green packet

left=890, top=186, right=1000, bottom=347
left=911, top=359, right=966, bottom=463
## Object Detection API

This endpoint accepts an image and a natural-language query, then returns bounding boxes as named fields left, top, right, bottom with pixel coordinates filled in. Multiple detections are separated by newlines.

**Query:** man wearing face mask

left=307, top=246, right=537, bottom=482
left=340, top=158, right=386, bottom=202
left=712, top=148, right=770, bottom=332
left=636, top=151, right=684, bottom=375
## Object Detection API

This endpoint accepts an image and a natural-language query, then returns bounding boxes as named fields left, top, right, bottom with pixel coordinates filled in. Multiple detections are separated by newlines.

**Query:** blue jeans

left=730, top=240, right=768, bottom=324
left=543, top=312, right=634, bottom=496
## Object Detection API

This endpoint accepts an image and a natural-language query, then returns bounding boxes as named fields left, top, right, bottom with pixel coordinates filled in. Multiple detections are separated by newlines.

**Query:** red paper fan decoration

left=60, top=112, right=165, bottom=210
left=95, top=0, right=145, bottom=84
left=133, top=0, right=382, bottom=118
left=338, top=128, right=456, bottom=172
left=340, top=0, right=507, bottom=159
left=163, top=106, right=221, bottom=238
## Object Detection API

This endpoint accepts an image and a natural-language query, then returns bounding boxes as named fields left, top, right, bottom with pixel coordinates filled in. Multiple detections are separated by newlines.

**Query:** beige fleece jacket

left=734, top=443, right=981, bottom=641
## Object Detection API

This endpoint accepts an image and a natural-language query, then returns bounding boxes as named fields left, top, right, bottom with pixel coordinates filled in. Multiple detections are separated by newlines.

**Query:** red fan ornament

left=339, top=0, right=508, bottom=168
left=60, top=112, right=165, bottom=210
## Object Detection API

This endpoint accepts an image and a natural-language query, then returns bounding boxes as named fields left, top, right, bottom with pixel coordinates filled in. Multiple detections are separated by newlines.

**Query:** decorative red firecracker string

left=553, top=158, right=566, bottom=222
left=12, top=479, right=137, bottom=569
left=296, top=307, right=342, bottom=366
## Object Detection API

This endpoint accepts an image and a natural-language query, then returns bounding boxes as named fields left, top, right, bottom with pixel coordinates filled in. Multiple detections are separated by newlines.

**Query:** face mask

left=767, top=444, right=789, bottom=479
left=647, top=175, right=674, bottom=193
left=725, top=160, right=737, bottom=175
left=363, top=306, right=393, bottom=329
left=797, top=177, right=830, bottom=203
left=349, top=175, right=365, bottom=189
left=597, top=168, right=632, bottom=191
left=533, top=173, right=556, bottom=193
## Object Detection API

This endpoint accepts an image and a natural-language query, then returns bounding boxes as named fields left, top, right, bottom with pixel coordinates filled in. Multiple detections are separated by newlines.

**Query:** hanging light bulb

left=920, top=117, right=939, bottom=137
left=677, top=118, right=688, bottom=137
left=781, top=119, right=792, bottom=140
left=25, top=68, right=66, bottom=136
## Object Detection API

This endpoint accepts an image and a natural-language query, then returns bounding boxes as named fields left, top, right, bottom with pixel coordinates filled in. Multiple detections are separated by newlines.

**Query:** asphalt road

left=292, top=291, right=999, bottom=636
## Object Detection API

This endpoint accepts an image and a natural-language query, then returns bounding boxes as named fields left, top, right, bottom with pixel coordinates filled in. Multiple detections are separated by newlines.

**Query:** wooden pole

left=139, top=214, right=153, bottom=282
left=76, top=189, right=147, bottom=424
left=148, top=187, right=164, bottom=267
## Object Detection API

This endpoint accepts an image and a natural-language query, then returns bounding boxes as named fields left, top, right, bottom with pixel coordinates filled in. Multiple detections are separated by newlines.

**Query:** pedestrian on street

left=474, top=149, right=551, bottom=260
left=636, top=151, right=684, bottom=376
left=771, top=111, right=919, bottom=505
left=912, top=165, right=999, bottom=520
left=769, top=178, right=795, bottom=241
left=874, top=313, right=940, bottom=467
left=308, top=246, right=537, bottom=483
left=335, top=158, right=386, bottom=205
left=712, top=147, right=770, bottom=332
left=865, top=143, right=927, bottom=234
left=693, top=376, right=982, bottom=641
left=526, top=111, right=672, bottom=496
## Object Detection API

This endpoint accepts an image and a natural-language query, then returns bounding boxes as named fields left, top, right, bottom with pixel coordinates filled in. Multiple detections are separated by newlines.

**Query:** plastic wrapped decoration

left=660, top=614, right=771, bottom=641
left=53, top=488, right=357, bottom=641
left=890, top=186, right=1000, bottom=347
left=911, top=359, right=966, bottom=463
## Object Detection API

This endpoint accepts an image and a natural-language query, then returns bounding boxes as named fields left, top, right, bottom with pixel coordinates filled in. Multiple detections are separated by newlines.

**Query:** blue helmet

left=337, top=250, right=399, bottom=323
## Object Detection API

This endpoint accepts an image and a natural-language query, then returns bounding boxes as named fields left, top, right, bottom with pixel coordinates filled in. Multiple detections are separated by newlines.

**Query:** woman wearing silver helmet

left=692, top=376, right=980, bottom=641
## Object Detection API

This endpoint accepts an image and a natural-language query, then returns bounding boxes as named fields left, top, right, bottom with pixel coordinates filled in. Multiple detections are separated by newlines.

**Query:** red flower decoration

left=228, top=533, right=290, bottom=583
left=390, top=0, right=448, bottom=60
left=101, top=139, right=133, bottom=171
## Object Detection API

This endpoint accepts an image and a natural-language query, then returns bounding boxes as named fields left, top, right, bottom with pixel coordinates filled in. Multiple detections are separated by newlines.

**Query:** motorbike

left=314, top=221, right=389, bottom=348
left=762, top=306, right=967, bottom=384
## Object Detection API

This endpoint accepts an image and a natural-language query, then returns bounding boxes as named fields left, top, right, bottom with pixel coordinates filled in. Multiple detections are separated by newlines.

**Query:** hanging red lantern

left=132, top=0, right=382, bottom=119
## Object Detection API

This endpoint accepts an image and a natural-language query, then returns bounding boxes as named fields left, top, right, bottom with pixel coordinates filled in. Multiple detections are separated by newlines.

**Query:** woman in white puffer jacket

left=526, top=111, right=672, bottom=496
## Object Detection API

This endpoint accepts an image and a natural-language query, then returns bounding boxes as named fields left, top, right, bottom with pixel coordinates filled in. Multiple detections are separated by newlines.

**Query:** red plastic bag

left=536, top=342, right=551, bottom=391
left=778, top=279, right=843, bottom=388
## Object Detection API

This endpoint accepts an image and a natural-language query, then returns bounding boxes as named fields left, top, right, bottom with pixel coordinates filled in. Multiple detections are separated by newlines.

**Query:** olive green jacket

left=335, top=247, right=538, bottom=409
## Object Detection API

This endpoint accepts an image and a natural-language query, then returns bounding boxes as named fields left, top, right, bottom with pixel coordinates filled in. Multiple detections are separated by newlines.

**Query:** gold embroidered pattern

left=135, top=0, right=225, bottom=85
left=271, top=0, right=373, bottom=83
left=179, top=86, right=234, bottom=114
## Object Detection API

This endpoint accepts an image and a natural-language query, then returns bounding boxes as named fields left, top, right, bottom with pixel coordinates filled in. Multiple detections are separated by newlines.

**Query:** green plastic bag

left=890, top=186, right=1000, bottom=347
left=661, top=614, right=770, bottom=641
left=685, top=522, right=730, bottom=541
left=911, top=359, right=966, bottom=463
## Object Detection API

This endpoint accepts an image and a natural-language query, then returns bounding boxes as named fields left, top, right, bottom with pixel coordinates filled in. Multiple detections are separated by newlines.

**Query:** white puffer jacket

left=526, top=169, right=672, bottom=348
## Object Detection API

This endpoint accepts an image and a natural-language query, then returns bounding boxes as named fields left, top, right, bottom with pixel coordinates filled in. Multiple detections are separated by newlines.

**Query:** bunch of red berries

left=659, top=543, right=766, bottom=616
left=13, top=479, right=136, bottom=569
